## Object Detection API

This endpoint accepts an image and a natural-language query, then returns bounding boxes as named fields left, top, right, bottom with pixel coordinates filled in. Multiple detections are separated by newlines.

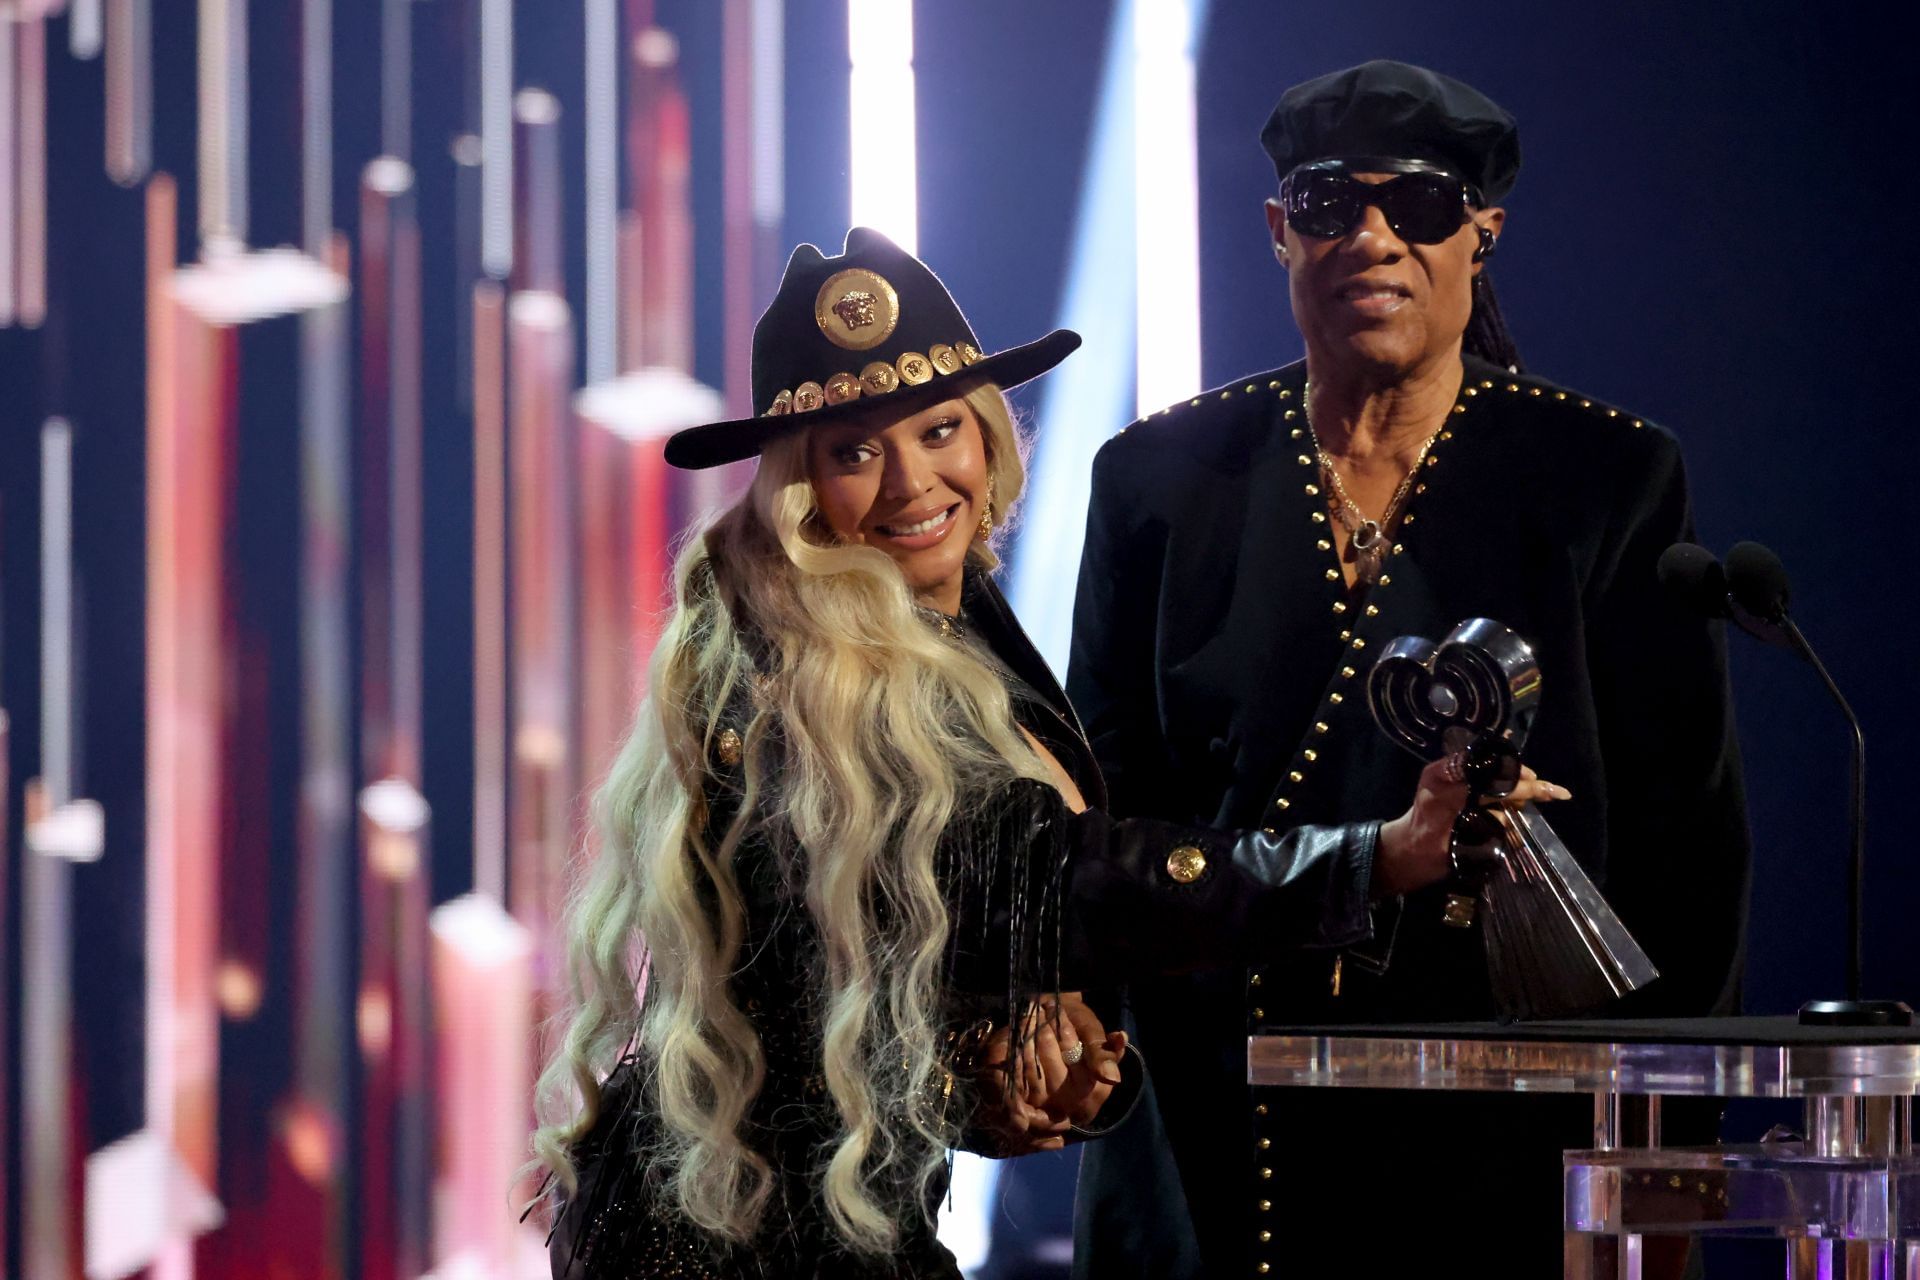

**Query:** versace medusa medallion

left=815, top=268, right=900, bottom=351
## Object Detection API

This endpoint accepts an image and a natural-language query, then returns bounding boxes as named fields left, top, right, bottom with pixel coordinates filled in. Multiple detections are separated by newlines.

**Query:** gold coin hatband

left=763, top=340, right=984, bottom=417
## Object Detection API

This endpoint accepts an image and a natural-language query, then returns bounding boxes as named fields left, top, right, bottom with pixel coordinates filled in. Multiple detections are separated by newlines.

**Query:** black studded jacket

left=546, top=568, right=1387, bottom=1279
left=1067, top=355, right=1751, bottom=1278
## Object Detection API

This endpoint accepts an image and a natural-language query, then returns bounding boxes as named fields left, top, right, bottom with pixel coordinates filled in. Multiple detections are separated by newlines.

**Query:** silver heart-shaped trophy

left=1367, top=619, right=1659, bottom=1020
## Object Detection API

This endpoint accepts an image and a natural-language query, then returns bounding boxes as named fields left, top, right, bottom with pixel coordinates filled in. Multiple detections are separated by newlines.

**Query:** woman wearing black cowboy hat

left=528, top=228, right=1558, bottom=1278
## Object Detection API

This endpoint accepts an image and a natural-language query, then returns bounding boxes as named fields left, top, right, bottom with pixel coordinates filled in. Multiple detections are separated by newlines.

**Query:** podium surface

left=1249, top=1018, right=1920, bottom=1278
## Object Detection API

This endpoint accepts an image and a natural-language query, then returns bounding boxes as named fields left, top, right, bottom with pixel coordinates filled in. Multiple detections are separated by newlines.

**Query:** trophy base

left=1797, top=998, right=1915, bottom=1027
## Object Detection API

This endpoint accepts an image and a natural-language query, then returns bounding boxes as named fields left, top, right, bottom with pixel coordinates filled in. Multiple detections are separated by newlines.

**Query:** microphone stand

left=1783, top=615, right=1912, bottom=1026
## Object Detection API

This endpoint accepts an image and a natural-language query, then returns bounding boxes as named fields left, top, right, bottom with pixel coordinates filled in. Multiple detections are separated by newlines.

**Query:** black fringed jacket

left=548, top=568, right=1390, bottom=1279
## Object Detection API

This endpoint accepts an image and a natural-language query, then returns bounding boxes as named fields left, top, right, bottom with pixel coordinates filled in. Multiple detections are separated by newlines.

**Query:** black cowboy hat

left=663, top=227, right=1080, bottom=470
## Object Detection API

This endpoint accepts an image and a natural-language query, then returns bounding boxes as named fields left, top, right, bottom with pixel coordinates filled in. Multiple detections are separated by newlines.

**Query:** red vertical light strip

left=391, top=215, right=424, bottom=772
left=720, top=0, right=752, bottom=414
left=286, top=229, right=354, bottom=1280
left=2, top=18, right=18, bottom=326
left=628, top=438, right=672, bottom=691
left=505, top=291, right=577, bottom=969
left=106, top=0, right=155, bottom=186
left=615, top=208, right=644, bottom=373
left=576, top=417, right=633, bottom=781
left=472, top=281, right=509, bottom=905
left=359, top=168, right=397, bottom=777
left=143, top=173, right=193, bottom=1280
left=357, top=159, right=433, bottom=1280
left=167, top=294, right=231, bottom=1267
left=507, top=67, right=579, bottom=972
left=17, top=16, right=47, bottom=327
left=429, top=895, right=535, bottom=1272
left=629, top=32, right=692, bottom=373
left=512, top=91, right=564, bottom=296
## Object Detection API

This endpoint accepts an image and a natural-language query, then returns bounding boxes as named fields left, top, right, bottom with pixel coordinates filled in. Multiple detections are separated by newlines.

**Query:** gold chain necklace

left=1303, top=380, right=1447, bottom=586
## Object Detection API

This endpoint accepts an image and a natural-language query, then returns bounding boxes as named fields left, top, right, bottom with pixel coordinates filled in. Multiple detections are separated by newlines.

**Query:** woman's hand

left=1373, top=756, right=1569, bottom=898
left=1024, top=993, right=1126, bottom=1129
left=973, top=993, right=1127, bottom=1151
left=974, top=1020, right=1072, bottom=1154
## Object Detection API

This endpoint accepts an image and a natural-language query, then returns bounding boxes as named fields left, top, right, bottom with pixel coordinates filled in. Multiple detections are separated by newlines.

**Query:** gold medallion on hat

left=823, top=372, right=861, bottom=405
left=794, top=381, right=825, bottom=412
left=860, top=361, right=900, bottom=394
left=928, top=344, right=961, bottom=376
left=815, top=268, right=900, bottom=352
left=766, top=389, right=793, bottom=416
left=896, top=352, right=932, bottom=385
left=955, top=341, right=984, bottom=366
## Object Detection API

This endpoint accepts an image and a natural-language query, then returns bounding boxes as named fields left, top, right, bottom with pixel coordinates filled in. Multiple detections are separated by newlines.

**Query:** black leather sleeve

left=944, top=779, right=1380, bottom=996
left=1057, top=785, right=1379, bottom=986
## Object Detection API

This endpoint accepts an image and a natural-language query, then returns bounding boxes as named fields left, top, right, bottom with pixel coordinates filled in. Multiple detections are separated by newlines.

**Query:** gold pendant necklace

left=1304, top=381, right=1445, bottom=586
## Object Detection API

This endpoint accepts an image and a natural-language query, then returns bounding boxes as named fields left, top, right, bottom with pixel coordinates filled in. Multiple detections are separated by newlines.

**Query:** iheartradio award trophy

left=1367, top=619, right=1659, bottom=1020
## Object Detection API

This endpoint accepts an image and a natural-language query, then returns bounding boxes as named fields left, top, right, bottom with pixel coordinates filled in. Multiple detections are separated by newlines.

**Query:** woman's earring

left=1273, top=242, right=1288, bottom=264
left=977, top=480, right=995, bottom=540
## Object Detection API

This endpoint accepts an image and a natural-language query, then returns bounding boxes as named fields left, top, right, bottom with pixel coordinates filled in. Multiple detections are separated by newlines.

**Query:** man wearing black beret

left=1068, top=60, right=1750, bottom=1276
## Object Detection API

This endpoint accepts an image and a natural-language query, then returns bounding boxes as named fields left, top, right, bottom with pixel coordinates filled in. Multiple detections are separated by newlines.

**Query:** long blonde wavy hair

left=532, top=383, right=1050, bottom=1253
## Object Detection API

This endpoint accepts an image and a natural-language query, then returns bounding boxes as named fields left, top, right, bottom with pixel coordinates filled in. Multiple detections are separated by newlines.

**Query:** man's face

left=1267, top=173, right=1504, bottom=378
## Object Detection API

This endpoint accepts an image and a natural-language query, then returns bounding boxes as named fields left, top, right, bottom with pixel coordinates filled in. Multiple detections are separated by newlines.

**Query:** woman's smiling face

left=806, top=396, right=987, bottom=615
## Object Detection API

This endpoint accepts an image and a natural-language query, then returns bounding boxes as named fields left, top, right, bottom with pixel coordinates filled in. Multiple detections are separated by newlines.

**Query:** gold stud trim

left=896, top=351, right=933, bottom=384
left=764, top=337, right=982, bottom=414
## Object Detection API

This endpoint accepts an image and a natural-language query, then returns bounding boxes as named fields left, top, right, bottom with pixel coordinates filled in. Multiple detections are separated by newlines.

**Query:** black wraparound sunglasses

left=1279, top=159, right=1484, bottom=245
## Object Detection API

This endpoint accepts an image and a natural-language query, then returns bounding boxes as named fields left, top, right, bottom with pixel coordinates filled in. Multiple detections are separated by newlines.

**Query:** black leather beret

left=1260, top=59, right=1521, bottom=201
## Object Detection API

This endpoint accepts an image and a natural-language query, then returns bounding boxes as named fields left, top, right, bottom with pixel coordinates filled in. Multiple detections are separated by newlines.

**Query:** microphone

left=1657, top=541, right=1790, bottom=648
left=1661, top=541, right=1911, bottom=1025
